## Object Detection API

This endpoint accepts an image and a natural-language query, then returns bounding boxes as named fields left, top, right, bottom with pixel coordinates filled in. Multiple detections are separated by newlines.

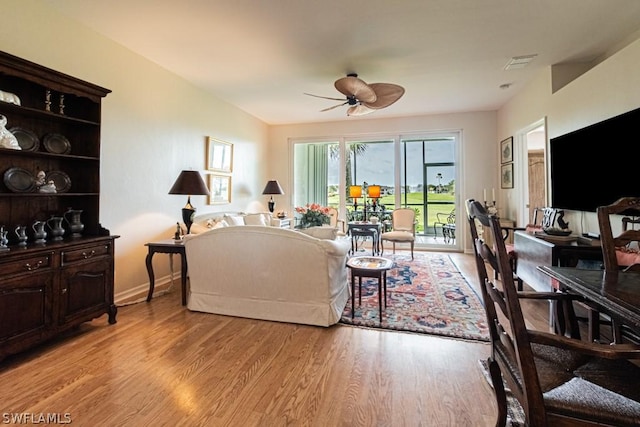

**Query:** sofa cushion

left=300, top=226, right=337, bottom=240
left=244, top=213, right=269, bottom=226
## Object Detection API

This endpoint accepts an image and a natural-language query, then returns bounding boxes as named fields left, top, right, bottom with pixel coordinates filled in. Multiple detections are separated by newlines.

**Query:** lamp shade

left=367, top=185, right=381, bottom=198
left=262, top=180, right=284, bottom=195
left=349, top=185, right=362, bottom=198
left=169, top=170, right=210, bottom=196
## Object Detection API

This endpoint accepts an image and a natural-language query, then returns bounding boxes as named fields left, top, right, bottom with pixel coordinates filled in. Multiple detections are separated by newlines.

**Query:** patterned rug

left=340, top=251, right=490, bottom=341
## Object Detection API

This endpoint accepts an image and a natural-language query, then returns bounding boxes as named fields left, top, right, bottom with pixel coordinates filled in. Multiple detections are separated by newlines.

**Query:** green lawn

left=327, top=192, right=455, bottom=234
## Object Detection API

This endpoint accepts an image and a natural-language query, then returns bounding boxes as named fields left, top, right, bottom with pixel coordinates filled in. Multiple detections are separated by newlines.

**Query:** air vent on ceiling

left=504, top=54, right=538, bottom=70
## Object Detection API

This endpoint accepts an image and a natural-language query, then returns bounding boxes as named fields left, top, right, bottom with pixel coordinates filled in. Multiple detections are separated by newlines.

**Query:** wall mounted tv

left=550, top=106, right=640, bottom=212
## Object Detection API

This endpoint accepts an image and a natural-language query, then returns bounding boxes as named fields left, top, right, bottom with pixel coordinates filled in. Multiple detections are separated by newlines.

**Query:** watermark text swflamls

left=2, top=413, right=72, bottom=424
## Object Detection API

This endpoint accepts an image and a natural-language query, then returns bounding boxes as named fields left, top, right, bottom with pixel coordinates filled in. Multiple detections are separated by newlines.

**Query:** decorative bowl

left=543, top=227, right=572, bottom=236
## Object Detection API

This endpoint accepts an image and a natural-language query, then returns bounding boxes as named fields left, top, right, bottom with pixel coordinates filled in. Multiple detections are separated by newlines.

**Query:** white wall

left=498, top=37, right=640, bottom=234
left=2, top=0, right=269, bottom=298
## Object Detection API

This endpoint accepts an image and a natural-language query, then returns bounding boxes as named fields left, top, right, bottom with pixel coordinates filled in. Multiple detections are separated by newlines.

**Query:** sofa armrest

left=319, top=238, right=350, bottom=257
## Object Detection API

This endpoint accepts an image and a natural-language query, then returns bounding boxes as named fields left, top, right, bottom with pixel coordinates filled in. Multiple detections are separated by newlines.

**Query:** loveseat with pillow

left=183, top=212, right=276, bottom=234
left=183, top=225, right=350, bottom=326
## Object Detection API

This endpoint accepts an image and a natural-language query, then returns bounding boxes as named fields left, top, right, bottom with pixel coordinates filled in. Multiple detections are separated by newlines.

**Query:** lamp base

left=268, top=200, right=275, bottom=213
left=182, top=207, right=196, bottom=234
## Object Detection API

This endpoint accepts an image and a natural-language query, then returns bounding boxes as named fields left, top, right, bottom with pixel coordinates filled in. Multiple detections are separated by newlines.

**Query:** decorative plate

left=42, top=133, right=71, bottom=154
left=3, top=167, right=35, bottom=192
left=9, top=127, right=39, bottom=151
left=46, top=170, right=71, bottom=193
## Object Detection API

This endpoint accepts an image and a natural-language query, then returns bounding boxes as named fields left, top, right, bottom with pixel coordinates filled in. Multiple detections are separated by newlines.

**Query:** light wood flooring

left=0, top=251, right=553, bottom=426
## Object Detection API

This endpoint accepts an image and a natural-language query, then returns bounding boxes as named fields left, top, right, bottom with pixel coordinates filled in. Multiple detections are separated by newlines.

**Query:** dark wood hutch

left=0, top=51, right=117, bottom=361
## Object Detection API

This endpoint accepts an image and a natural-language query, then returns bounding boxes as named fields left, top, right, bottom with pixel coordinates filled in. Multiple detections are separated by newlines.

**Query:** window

left=292, top=132, right=459, bottom=246
left=293, top=141, right=339, bottom=209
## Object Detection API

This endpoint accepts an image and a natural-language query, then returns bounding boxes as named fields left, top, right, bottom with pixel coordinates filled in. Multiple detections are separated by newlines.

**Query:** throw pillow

left=300, top=226, right=337, bottom=240
left=244, top=213, right=267, bottom=226
left=223, top=214, right=245, bottom=226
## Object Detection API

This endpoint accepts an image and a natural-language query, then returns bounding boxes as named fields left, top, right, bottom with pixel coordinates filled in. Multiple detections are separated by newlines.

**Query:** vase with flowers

left=295, top=203, right=331, bottom=228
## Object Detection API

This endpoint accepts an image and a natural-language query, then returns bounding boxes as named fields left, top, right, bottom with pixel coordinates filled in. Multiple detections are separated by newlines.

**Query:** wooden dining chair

left=466, top=199, right=640, bottom=426
left=598, top=197, right=640, bottom=273
left=597, top=197, right=640, bottom=343
left=467, top=199, right=579, bottom=337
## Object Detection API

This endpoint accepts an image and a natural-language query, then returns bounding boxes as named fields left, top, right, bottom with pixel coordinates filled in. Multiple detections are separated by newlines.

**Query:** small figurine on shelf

left=0, top=226, right=9, bottom=251
left=0, top=115, right=21, bottom=150
left=45, top=89, right=51, bottom=112
left=35, top=170, right=46, bottom=188
left=38, top=180, right=57, bottom=194
left=35, top=170, right=57, bottom=193
left=174, top=222, right=182, bottom=241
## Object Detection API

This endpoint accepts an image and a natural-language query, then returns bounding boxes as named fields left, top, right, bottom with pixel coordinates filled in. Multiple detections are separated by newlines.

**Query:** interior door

left=517, top=119, right=547, bottom=227
left=528, top=150, right=545, bottom=223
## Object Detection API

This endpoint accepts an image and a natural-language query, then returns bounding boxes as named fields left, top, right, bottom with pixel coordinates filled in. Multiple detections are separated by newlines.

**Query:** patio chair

left=380, top=208, right=416, bottom=259
left=434, top=209, right=455, bottom=243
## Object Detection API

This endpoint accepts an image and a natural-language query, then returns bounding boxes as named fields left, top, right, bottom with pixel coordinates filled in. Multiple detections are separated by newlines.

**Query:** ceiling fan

left=305, top=73, right=405, bottom=116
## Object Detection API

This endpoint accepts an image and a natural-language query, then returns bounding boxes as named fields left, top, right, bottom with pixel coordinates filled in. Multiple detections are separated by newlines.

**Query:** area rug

left=478, top=359, right=525, bottom=426
left=340, top=251, right=490, bottom=341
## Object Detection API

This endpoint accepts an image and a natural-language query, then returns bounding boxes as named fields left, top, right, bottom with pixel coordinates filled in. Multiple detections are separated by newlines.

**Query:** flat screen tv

left=550, top=106, right=640, bottom=212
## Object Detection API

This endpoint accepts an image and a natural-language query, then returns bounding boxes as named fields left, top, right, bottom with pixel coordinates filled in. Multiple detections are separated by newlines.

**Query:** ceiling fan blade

left=363, top=83, right=405, bottom=109
left=347, top=104, right=376, bottom=116
left=320, top=101, right=348, bottom=112
left=304, top=92, right=346, bottom=101
left=334, top=76, right=377, bottom=103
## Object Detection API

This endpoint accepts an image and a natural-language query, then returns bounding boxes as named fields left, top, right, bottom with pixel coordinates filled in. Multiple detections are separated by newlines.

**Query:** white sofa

left=183, top=225, right=351, bottom=327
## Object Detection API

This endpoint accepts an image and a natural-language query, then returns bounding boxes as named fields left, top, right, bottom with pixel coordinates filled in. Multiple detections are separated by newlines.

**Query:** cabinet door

left=0, top=271, right=53, bottom=352
left=59, top=258, right=113, bottom=325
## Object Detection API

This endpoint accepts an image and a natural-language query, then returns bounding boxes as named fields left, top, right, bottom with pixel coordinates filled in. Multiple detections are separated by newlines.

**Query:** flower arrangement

left=295, top=203, right=331, bottom=228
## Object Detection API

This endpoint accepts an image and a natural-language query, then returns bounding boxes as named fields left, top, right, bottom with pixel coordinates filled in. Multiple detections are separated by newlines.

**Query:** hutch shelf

left=0, top=50, right=117, bottom=361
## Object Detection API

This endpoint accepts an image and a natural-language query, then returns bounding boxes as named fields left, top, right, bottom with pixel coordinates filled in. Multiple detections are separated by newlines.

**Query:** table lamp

left=349, top=185, right=362, bottom=212
left=368, top=184, right=381, bottom=211
left=169, top=170, right=210, bottom=235
left=262, top=180, right=284, bottom=213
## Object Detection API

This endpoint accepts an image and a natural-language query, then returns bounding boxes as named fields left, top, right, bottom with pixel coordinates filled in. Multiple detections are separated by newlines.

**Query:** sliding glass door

left=401, top=137, right=457, bottom=244
left=292, top=132, right=460, bottom=249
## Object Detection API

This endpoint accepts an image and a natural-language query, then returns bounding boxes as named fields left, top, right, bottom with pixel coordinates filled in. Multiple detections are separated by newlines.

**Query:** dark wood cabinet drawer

left=0, top=253, right=53, bottom=277
left=62, top=243, right=112, bottom=265
left=60, top=258, right=112, bottom=324
left=0, top=271, right=53, bottom=347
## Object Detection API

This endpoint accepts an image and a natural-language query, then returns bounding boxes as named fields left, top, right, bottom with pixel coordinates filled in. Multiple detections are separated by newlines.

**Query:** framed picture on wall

left=208, top=174, right=232, bottom=204
left=500, top=137, right=513, bottom=164
left=501, top=163, right=514, bottom=189
left=206, top=137, right=233, bottom=173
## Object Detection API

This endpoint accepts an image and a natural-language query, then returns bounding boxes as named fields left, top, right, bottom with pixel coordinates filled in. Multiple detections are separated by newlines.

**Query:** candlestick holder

left=484, top=200, right=498, bottom=215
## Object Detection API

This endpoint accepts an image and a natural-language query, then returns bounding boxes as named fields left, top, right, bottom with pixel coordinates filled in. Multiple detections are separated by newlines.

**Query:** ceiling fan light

left=335, top=76, right=377, bottom=103
left=347, top=104, right=375, bottom=116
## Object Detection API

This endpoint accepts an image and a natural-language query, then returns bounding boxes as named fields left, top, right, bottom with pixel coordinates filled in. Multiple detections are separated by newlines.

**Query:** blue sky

left=328, top=139, right=455, bottom=187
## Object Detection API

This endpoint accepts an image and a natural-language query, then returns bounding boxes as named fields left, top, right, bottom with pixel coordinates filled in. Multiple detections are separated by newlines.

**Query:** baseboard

left=115, top=273, right=181, bottom=305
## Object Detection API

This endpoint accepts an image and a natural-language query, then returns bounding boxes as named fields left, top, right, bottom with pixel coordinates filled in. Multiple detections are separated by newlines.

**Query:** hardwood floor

left=0, top=251, right=552, bottom=426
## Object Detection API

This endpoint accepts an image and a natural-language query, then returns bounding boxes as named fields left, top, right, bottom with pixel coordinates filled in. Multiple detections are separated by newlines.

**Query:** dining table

left=538, top=265, right=640, bottom=341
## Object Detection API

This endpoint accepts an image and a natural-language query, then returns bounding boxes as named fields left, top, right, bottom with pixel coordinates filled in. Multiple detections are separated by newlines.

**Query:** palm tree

left=329, top=143, right=368, bottom=196
left=436, top=172, right=443, bottom=193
